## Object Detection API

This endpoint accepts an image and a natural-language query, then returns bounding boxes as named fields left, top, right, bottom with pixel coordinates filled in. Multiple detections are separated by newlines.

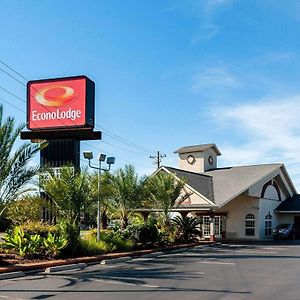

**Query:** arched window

left=265, top=212, right=272, bottom=236
left=245, top=214, right=255, bottom=236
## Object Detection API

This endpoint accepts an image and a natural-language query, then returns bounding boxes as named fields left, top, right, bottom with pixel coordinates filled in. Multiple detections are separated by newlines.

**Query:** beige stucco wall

left=180, top=185, right=212, bottom=206
left=217, top=194, right=259, bottom=239
left=178, top=148, right=217, bottom=173
left=258, top=198, right=281, bottom=239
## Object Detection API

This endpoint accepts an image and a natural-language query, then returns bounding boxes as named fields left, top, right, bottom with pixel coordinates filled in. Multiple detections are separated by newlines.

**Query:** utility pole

left=150, top=150, right=166, bottom=169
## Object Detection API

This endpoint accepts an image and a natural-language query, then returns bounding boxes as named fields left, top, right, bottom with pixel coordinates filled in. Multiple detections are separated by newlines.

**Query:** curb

left=0, top=241, right=215, bottom=277
left=100, top=256, right=132, bottom=265
left=0, top=271, right=25, bottom=280
left=44, top=263, right=88, bottom=273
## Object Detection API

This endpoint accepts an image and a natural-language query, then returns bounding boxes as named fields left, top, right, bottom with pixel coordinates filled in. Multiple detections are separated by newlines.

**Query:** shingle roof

left=165, top=166, right=214, bottom=202
left=164, top=163, right=283, bottom=207
left=205, top=164, right=283, bottom=206
left=174, top=144, right=221, bottom=156
left=275, top=194, right=300, bottom=212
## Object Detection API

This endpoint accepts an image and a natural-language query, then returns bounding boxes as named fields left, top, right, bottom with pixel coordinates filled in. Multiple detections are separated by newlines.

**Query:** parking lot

left=1, top=242, right=300, bottom=300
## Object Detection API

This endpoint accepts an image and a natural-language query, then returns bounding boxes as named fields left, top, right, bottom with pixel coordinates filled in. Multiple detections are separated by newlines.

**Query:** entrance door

left=294, top=216, right=300, bottom=239
left=202, top=216, right=222, bottom=239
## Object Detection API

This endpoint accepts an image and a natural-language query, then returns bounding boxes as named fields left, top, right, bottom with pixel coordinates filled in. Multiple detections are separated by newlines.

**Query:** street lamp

left=83, top=151, right=115, bottom=242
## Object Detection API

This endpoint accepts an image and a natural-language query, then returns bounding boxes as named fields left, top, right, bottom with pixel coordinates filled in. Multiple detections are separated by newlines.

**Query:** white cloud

left=212, top=96, right=300, bottom=189
left=191, top=66, right=240, bottom=91
left=168, top=0, right=234, bottom=41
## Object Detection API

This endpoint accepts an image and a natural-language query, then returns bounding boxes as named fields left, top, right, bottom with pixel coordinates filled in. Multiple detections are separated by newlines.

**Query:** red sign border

left=27, top=75, right=95, bottom=131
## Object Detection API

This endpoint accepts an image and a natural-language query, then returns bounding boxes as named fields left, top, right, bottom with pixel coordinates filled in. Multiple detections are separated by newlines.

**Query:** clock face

left=208, top=156, right=214, bottom=165
left=187, top=155, right=196, bottom=165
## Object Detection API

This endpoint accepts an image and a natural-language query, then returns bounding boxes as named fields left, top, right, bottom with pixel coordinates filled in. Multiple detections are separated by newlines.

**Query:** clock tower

left=174, top=143, right=221, bottom=173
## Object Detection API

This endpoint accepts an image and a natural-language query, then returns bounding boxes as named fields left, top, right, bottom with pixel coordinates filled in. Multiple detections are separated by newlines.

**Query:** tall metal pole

left=97, top=161, right=102, bottom=242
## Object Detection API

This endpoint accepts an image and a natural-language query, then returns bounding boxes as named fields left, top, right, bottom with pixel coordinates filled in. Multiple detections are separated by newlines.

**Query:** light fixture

left=106, top=157, right=115, bottom=165
left=83, top=151, right=93, bottom=160
left=83, top=150, right=115, bottom=242
left=99, top=154, right=106, bottom=162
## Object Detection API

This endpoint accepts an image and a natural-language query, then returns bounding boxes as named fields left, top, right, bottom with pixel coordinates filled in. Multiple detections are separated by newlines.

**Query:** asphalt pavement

left=0, top=242, right=300, bottom=300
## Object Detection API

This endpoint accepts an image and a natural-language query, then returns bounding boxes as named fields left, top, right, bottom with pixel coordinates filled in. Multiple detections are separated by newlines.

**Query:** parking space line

left=236, top=250, right=277, bottom=254
left=261, top=247, right=287, bottom=251
left=91, top=278, right=160, bottom=288
left=92, top=278, right=136, bottom=286
left=197, top=261, right=236, bottom=265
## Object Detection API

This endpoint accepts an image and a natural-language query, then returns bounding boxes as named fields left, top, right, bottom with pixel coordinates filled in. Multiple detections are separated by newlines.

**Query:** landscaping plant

left=171, top=215, right=202, bottom=242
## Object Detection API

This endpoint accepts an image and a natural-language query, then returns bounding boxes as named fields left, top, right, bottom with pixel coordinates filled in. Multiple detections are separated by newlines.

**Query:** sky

left=1, top=0, right=300, bottom=188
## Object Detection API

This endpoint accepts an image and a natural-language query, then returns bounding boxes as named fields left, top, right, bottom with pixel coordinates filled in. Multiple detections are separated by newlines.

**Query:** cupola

left=174, top=143, right=221, bottom=173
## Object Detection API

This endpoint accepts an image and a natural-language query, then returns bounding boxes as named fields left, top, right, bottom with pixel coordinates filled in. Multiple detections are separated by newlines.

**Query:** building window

left=265, top=212, right=272, bottom=236
left=245, top=214, right=255, bottom=236
left=202, top=216, right=210, bottom=237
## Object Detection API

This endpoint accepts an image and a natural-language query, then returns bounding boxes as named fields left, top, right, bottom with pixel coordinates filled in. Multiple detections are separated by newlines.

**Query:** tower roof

left=174, top=143, right=221, bottom=156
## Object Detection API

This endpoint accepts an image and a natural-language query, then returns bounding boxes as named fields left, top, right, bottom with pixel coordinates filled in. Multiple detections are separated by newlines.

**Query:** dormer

left=174, top=143, right=221, bottom=173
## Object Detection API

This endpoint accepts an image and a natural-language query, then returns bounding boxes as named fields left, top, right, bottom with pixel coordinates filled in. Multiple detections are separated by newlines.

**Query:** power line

left=0, top=85, right=25, bottom=104
left=0, top=66, right=26, bottom=86
left=0, top=59, right=156, bottom=169
left=101, top=140, right=148, bottom=156
left=0, top=60, right=155, bottom=156
left=0, top=96, right=24, bottom=113
left=95, top=123, right=155, bottom=154
left=0, top=60, right=28, bottom=81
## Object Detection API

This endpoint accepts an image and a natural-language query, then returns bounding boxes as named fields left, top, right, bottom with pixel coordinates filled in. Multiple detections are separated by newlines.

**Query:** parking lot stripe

left=236, top=250, right=277, bottom=254
left=197, top=261, right=236, bottom=265
left=261, top=247, right=287, bottom=251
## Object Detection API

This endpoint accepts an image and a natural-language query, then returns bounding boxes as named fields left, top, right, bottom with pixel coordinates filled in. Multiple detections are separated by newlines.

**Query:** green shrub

left=6, top=196, right=45, bottom=225
left=80, top=238, right=109, bottom=255
left=82, top=229, right=134, bottom=253
left=22, top=221, right=59, bottom=238
left=101, top=230, right=133, bottom=252
left=43, top=233, right=68, bottom=257
left=132, top=224, right=160, bottom=245
left=59, top=221, right=81, bottom=256
left=172, top=215, right=201, bottom=242
left=3, top=226, right=42, bottom=258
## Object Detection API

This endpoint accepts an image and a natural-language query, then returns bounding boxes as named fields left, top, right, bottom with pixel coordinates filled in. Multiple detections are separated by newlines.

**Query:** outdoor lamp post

left=83, top=151, right=115, bottom=242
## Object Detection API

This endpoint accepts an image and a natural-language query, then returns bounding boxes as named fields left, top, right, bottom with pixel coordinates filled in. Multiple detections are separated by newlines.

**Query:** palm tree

left=109, top=165, right=147, bottom=229
left=147, top=172, right=190, bottom=229
left=40, top=167, right=94, bottom=225
left=172, top=215, right=201, bottom=242
left=0, top=104, right=40, bottom=215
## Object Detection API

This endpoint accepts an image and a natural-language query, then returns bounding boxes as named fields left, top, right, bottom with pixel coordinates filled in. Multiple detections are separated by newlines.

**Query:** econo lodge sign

left=27, top=76, right=95, bottom=130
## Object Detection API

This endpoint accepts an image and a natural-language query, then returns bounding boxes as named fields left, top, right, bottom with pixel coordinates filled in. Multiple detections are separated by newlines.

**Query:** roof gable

left=205, top=164, right=287, bottom=206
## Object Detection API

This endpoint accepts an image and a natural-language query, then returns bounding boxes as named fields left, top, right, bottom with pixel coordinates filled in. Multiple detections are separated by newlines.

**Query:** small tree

left=109, top=165, right=147, bottom=229
left=6, top=194, right=44, bottom=225
left=0, top=105, right=41, bottom=216
left=147, top=172, right=190, bottom=229
left=40, top=167, right=94, bottom=225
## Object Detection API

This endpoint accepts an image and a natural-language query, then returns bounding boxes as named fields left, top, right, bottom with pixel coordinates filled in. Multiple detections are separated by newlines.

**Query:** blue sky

left=1, top=0, right=300, bottom=188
